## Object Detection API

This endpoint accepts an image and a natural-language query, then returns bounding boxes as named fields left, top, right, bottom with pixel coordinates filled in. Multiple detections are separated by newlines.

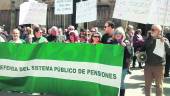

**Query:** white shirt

left=0, top=36, right=5, bottom=42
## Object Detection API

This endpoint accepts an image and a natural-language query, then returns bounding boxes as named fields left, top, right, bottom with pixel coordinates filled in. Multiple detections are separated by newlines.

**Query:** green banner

left=0, top=43, right=124, bottom=96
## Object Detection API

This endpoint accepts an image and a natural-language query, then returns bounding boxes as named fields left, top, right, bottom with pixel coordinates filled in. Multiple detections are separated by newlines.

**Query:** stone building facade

left=0, top=0, right=121, bottom=32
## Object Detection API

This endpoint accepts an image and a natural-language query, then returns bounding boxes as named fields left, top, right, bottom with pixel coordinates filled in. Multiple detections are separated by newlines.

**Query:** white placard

left=164, top=1, right=170, bottom=26
left=113, top=0, right=170, bottom=26
left=113, top=0, right=152, bottom=24
left=76, top=0, right=97, bottom=23
left=153, top=39, right=166, bottom=58
left=147, top=0, right=170, bottom=26
left=55, top=0, right=73, bottom=15
left=19, top=1, right=47, bottom=25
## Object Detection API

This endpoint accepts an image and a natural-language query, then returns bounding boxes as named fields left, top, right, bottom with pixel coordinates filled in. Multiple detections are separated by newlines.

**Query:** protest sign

left=55, top=0, right=73, bottom=15
left=19, top=1, right=47, bottom=25
left=113, top=0, right=170, bottom=26
left=76, top=0, right=97, bottom=23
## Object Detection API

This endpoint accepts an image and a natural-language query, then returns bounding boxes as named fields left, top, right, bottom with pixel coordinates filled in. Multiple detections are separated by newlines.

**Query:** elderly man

left=9, top=29, right=25, bottom=43
left=47, top=26, right=65, bottom=42
left=141, top=25, right=170, bottom=96
left=47, top=26, right=59, bottom=42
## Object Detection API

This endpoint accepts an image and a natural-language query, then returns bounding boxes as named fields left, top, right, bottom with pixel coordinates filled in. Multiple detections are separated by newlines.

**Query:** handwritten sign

left=113, top=0, right=170, bottom=26
left=153, top=39, right=166, bottom=58
left=113, top=0, right=152, bottom=24
left=148, top=0, right=170, bottom=26
left=76, top=0, right=97, bottom=23
left=55, top=0, right=73, bottom=15
left=19, top=1, right=47, bottom=25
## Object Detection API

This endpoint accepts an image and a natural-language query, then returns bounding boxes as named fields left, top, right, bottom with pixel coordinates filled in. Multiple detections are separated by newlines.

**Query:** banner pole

left=87, top=22, right=88, bottom=30
left=162, top=0, right=169, bottom=34
left=63, top=15, right=66, bottom=29
left=125, top=20, right=129, bottom=32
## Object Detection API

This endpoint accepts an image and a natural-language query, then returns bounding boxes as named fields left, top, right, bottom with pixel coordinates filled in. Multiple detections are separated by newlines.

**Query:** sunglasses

left=93, top=35, right=100, bottom=38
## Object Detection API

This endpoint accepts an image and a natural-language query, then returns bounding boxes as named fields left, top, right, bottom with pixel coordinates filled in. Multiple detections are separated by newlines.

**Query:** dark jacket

left=47, top=35, right=57, bottom=42
left=112, top=40, right=131, bottom=69
left=101, top=34, right=113, bottom=44
left=123, top=47, right=131, bottom=69
left=133, top=34, right=144, bottom=51
left=141, top=37, right=170, bottom=66
left=165, top=33, right=170, bottom=64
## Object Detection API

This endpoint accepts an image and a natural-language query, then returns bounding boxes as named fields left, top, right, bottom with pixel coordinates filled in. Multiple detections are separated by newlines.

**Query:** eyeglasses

left=151, top=29, right=156, bottom=32
left=93, top=36, right=100, bottom=38
left=69, top=29, right=74, bottom=31
left=13, top=32, right=19, bottom=35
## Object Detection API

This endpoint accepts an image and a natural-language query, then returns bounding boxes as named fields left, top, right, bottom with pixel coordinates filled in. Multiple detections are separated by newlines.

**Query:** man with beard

left=141, top=25, right=170, bottom=96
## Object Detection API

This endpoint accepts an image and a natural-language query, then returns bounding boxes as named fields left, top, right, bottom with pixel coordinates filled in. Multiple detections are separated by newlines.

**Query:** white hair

left=152, top=25, right=162, bottom=32
left=12, top=28, right=20, bottom=34
left=115, top=27, right=125, bottom=35
left=51, top=26, right=58, bottom=31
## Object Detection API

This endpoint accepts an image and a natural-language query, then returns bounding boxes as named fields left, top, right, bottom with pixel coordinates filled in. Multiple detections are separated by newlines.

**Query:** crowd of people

left=0, top=21, right=170, bottom=96
left=0, top=24, right=103, bottom=44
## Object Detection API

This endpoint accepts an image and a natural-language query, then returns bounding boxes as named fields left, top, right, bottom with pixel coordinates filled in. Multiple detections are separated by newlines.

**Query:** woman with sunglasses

left=65, top=31, right=79, bottom=43
left=90, top=33, right=101, bottom=44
